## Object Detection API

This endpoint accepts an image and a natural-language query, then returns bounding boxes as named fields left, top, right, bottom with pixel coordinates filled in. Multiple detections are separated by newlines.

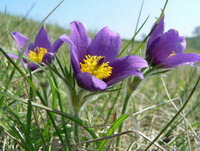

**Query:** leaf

left=0, top=91, right=99, bottom=141
left=98, top=114, right=129, bottom=151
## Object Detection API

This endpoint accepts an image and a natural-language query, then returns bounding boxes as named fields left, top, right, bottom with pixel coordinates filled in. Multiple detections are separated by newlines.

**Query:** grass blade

left=144, top=75, right=200, bottom=150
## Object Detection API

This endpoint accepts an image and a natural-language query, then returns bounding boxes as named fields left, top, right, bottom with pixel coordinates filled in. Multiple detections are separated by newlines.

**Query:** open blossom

left=146, top=15, right=200, bottom=68
left=9, top=26, right=64, bottom=71
left=61, top=21, right=148, bottom=91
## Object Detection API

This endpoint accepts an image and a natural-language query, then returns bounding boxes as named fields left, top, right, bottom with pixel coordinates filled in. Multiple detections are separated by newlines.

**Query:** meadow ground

left=0, top=14, right=200, bottom=151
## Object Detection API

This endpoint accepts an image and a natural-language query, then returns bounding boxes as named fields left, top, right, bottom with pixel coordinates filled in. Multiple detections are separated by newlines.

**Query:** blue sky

left=0, top=0, right=200, bottom=39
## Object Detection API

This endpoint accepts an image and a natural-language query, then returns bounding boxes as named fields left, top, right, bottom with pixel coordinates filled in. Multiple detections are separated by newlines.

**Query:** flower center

left=168, top=51, right=176, bottom=58
left=80, top=55, right=113, bottom=80
left=27, top=47, right=48, bottom=63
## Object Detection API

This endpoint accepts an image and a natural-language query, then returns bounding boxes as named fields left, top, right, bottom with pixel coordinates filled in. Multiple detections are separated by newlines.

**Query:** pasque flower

left=61, top=21, right=148, bottom=91
left=146, top=15, right=200, bottom=68
left=9, top=26, right=64, bottom=71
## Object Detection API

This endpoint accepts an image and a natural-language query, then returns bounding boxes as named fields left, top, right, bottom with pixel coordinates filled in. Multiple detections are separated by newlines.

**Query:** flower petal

left=146, top=29, right=186, bottom=65
left=106, top=69, right=143, bottom=87
left=34, top=26, right=51, bottom=50
left=87, top=27, right=121, bottom=62
left=42, top=52, right=55, bottom=64
left=24, top=42, right=36, bottom=56
left=7, top=53, right=19, bottom=59
left=70, top=21, right=91, bottom=61
left=27, top=63, right=39, bottom=71
left=162, top=53, right=200, bottom=68
left=76, top=72, right=107, bottom=91
left=28, top=42, right=35, bottom=50
left=50, top=36, right=65, bottom=53
left=60, top=34, right=81, bottom=75
left=7, top=53, right=28, bottom=64
left=106, top=56, right=148, bottom=86
left=11, top=31, right=29, bottom=50
left=147, top=15, right=165, bottom=50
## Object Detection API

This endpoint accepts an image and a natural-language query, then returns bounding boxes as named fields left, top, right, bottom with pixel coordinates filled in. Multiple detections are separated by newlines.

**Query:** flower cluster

left=9, top=15, right=200, bottom=91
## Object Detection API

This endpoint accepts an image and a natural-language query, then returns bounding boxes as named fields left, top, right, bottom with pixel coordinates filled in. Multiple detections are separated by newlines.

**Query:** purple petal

left=146, top=29, right=186, bottom=65
left=129, top=69, right=144, bottom=79
left=70, top=21, right=91, bottom=61
left=76, top=72, right=107, bottom=91
left=50, top=36, right=65, bottom=53
left=106, top=69, right=143, bottom=87
left=27, top=42, right=35, bottom=51
left=60, top=34, right=81, bottom=75
left=34, top=26, right=51, bottom=51
left=11, top=31, right=29, bottom=50
left=42, top=52, right=55, bottom=64
left=162, top=53, right=200, bottom=68
left=7, top=53, right=28, bottom=64
left=27, top=63, right=39, bottom=71
left=147, top=15, right=165, bottom=50
left=106, top=56, right=148, bottom=86
left=25, top=42, right=36, bottom=56
left=7, top=53, right=19, bottom=59
left=87, top=27, right=121, bottom=62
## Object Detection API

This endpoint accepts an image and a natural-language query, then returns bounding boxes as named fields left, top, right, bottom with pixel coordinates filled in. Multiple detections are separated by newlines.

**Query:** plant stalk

left=74, top=110, right=80, bottom=147
left=71, top=93, right=81, bottom=149
left=116, top=77, right=142, bottom=150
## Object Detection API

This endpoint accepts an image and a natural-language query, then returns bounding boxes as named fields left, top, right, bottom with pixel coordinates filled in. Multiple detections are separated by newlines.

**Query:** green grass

left=0, top=13, right=200, bottom=151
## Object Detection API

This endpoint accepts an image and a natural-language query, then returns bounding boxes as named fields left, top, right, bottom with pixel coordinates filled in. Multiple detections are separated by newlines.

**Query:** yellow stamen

left=28, top=47, right=48, bottom=63
left=168, top=51, right=176, bottom=58
left=80, top=55, right=113, bottom=80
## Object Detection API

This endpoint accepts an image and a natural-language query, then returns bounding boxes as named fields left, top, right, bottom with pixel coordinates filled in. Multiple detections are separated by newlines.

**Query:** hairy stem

left=116, top=77, right=142, bottom=150
left=73, top=109, right=80, bottom=150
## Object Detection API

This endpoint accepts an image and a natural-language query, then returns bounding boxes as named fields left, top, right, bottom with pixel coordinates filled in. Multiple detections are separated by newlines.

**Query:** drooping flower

left=146, top=15, right=200, bottom=68
left=60, top=21, right=148, bottom=91
left=9, top=26, right=64, bottom=71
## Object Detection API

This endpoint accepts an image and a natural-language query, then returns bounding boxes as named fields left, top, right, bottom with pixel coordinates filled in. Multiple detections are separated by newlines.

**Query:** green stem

left=51, top=72, right=71, bottom=151
left=104, top=88, right=121, bottom=125
left=115, top=92, right=131, bottom=150
left=74, top=110, right=80, bottom=147
left=116, top=77, right=142, bottom=150
left=70, top=93, right=81, bottom=149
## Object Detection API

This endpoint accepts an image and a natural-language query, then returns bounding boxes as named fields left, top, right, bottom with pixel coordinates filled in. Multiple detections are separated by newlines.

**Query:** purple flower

left=60, top=21, right=148, bottom=91
left=9, top=26, right=64, bottom=71
left=146, top=15, right=200, bottom=68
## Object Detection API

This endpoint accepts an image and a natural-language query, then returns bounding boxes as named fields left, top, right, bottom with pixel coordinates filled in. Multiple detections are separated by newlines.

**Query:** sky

left=0, top=0, right=200, bottom=40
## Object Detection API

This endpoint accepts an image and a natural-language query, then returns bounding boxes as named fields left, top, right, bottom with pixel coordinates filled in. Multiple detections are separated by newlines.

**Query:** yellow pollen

left=27, top=47, right=48, bottom=63
left=168, top=51, right=176, bottom=58
left=80, top=55, right=113, bottom=80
